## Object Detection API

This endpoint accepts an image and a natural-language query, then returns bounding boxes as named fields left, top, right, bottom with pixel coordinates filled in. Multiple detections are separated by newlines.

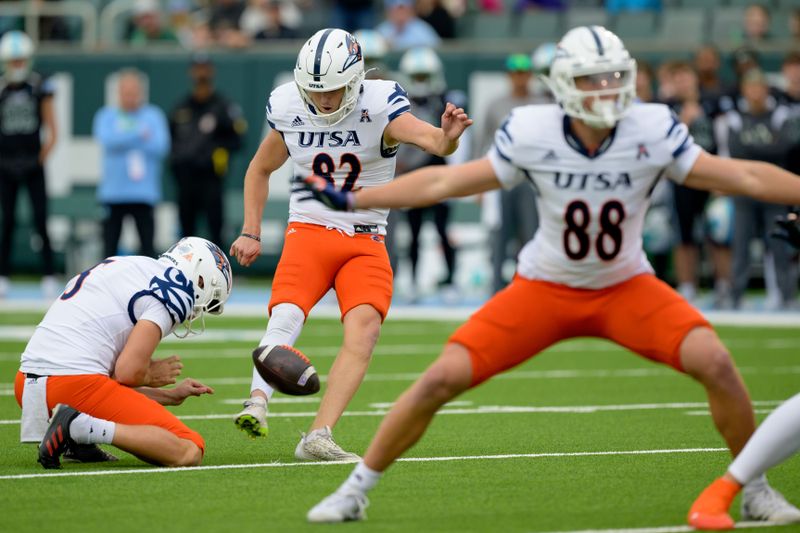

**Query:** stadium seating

left=612, top=11, right=658, bottom=40
left=657, top=9, right=707, bottom=46
left=517, top=11, right=563, bottom=41
left=565, top=8, right=610, bottom=30
left=711, top=8, right=746, bottom=43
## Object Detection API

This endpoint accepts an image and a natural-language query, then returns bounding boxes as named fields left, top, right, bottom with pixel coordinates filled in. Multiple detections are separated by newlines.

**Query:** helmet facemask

left=296, top=69, right=365, bottom=127
left=548, top=64, right=636, bottom=129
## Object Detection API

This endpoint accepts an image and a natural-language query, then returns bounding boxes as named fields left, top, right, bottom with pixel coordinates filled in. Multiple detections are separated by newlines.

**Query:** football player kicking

left=228, top=28, right=471, bottom=460
left=15, top=237, right=232, bottom=469
left=687, top=212, right=800, bottom=530
left=304, top=26, right=800, bottom=523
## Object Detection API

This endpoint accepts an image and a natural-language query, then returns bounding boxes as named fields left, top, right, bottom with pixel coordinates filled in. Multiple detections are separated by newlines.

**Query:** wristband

left=241, top=232, right=261, bottom=242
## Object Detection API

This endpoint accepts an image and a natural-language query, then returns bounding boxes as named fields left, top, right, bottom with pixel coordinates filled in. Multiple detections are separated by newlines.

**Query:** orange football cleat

left=687, top=477, right=741, bottom=530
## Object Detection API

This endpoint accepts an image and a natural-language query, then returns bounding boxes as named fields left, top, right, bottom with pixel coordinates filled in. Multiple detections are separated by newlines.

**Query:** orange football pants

left=449, top=273, right=711, bottom=386
left=269, top=222, right=394, bottom=320
left=15, top=372, right=205, bottom=453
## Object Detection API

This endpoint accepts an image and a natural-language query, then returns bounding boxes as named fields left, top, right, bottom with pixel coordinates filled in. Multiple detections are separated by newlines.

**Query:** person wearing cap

left=129, top=0, right=179, bottom=46
left=714, top=69, right=800, bottom=310
left=478, top=53, right=550, bottom=293
left=375, top=0, right=440, bottom=51
left=168, top=55, right=247, bottom=247
left=0, top=30, right=58, bottom=299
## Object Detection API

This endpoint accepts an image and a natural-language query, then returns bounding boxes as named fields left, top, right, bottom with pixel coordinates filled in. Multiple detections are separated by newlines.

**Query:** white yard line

left=534, top=521, right=776, bottom=533
left=0, top=446, right=728, bottom=481
left=0, top=400, right=784, bottom=425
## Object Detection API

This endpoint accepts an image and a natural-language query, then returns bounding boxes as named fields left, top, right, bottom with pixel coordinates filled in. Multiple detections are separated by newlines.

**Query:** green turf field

left=2, top=311, right=800, bottom=533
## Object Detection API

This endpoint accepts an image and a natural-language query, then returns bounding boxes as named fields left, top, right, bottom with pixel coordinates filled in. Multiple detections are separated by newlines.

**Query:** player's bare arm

left=683, top=151, right=800, bottom=204
left=138, top=378, right=215, bottom=406
left=230, top=128, right=290, bottom=267
left=306, top=157, right=502, bottom=210
left=383, top=102, right=472, bottom=157
left=39, top=95, right=57, bottom=163
left=114, top=319, right=177, bottom=387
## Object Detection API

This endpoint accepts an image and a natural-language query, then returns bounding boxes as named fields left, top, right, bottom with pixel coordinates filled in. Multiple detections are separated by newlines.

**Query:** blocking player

left=305, top=26, right=800, bottom=522
left=687, top=212, right=800, bottom=530
left=15, top=236, right=233, bottom=469
left=228, top=28, right=471, bottom=460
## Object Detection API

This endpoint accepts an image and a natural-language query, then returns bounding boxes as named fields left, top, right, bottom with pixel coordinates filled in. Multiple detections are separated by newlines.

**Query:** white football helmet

left=547, top=26, right=636, bottom=129
left=294, top=28, right=365, bottom=127
left=398, top=47, right=446, bottom=98
left=0, top=30, right=34, bottom=84
left=159, top=236, right=233, bottom=337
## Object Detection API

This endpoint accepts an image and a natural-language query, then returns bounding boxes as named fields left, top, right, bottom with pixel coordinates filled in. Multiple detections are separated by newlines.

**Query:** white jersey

left=267, top=79, right=411, bottom=235
left=488, top=103, right=703, bottom=289
left=20, top=256, right=195, bottom=376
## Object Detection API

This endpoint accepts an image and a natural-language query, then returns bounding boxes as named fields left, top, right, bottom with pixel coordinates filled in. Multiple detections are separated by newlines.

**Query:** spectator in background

left=694, top=45, right=724, bottom=114
left=210, top=0, right=249, bottom=47
left=169, top=54, right=246, bottom=248
left=780, top=51, right=800, bottom=109
left=376, top=0, right=440, bottom=51
left=0, top=31, right=58, bottom=299
left=253, top=1, right=298, bottom=40
left=741, top=3, right=771, bottom=44
left=168, top=0, right=195, bottom=48
left=416, top=0, right=455, bottom=39
left=513, top=0, right=566, bottom=12
left=666, top=61, right=732, bottom=308
left=478, top=54, right=549, bottom=293
left=656, top=59, right=677, bottom=102
left=715, top=69, right=800, bottom=310
left=396, top=48, right=459, bottom=297
left=129, top=0, right=179, bottom=46
left=332, top=0, right=376, bottom=33
left=93, top=69, right=170, bottom=259
left=636, top=60, right=654, bottom=103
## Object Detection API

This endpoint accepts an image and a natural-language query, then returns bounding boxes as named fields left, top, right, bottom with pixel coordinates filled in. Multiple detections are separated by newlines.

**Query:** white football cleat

left=742, top=484, right=800, bottom=523
left=307, top=490, right=368, bottom=523
left=234, top=396, right=268, bottom=438
left=295, top=426, right=360, bottom=462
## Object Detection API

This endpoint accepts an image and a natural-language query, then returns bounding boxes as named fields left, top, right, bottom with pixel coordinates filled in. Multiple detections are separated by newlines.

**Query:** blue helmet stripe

left=313, top=29, right=334, bottom=82
left=587, top=26, right=604, bottom=56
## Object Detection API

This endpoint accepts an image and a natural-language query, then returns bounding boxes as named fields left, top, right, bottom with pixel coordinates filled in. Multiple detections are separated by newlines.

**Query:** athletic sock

left=69, top=413, right=116, bottom=445
left=340, top=461, right=382, bottom=494
left=732, top=392, right=800, bottom=486
left=251, top=303, right=306, bottom=398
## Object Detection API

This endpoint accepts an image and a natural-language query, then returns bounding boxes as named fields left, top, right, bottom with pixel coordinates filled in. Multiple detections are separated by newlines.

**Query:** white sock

left=731, top=392, right=800, bottom=486
left=340, top=461, right=382, bottom=494
left=250, top=303, right=306, bottom=398
left=69, top=413, right=116, bottom=445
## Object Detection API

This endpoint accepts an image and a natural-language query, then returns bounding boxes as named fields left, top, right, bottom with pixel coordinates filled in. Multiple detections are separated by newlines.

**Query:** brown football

left=251, top=344, right=320, bottom=396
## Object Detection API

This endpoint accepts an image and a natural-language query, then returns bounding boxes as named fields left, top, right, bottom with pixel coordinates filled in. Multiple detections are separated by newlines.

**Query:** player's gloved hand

left=303, top=175, right=355, bottom=211
left=772, top=210, right=800, bottom=249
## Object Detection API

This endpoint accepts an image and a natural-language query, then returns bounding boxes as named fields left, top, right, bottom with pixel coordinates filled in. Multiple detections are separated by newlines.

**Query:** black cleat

left=38, top=404, right=81, bottom=469
left=63, top=442, right=118, bottom=463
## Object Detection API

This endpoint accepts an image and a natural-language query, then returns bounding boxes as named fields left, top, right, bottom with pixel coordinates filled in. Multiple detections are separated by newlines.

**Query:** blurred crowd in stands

left=2, top=1, right=799, bottom=48
left=2, top=2, right=800, bottom=308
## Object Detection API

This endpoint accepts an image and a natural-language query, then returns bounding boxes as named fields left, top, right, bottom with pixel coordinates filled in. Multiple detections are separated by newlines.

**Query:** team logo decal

left=342, top=33, right=362, bottom=72
left=360, top=109, right=371, bottom=123
left=637, top=143, right=650, bottom=160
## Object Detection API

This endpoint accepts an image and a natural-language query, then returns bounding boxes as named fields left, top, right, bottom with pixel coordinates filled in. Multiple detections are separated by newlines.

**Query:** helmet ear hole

left=198, top=275, right=205, bottom=290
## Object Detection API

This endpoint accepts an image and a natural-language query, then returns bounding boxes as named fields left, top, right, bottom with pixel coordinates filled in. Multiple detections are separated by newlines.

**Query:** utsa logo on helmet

left=342, top=33, right=362, bottom=72
left=206, top=241, right=232, bottom=290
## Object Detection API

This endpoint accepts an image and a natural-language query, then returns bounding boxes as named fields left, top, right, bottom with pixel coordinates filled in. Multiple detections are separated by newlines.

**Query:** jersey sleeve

left=662, top=109, right=703, bottom=184
left=385, top=82, right=411, bottom=122
left=265, top=92, right=280, bottom=132
left=40, top=76, right=55, bottom=97
left=486, top=113, right=526, bottom=189
left=131, top=295, right=174, bottom=338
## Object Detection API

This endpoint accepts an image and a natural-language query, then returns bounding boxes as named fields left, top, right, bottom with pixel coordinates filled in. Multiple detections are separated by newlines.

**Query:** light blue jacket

left=93, top=104, right=170, bottom=206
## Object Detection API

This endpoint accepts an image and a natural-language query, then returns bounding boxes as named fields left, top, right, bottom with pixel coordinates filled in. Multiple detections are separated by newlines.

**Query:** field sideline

left=2, top=309, right=800, bottom=532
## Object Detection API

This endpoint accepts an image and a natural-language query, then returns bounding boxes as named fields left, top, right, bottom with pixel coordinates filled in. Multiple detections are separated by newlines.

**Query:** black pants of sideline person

left=407, top=202, right=456, bottom=286
left=174, top=169, right=224, bottom=247
left=0, top=166, right=54, bottom=276
left=103, top=203, right=155, bottom=258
